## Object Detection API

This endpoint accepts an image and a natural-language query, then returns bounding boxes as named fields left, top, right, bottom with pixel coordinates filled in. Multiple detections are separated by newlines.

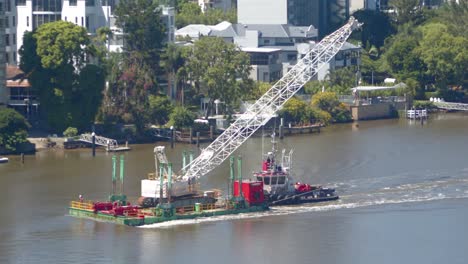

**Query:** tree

left=169, top=106, right=195, bottom=129
left=389, top=0, right=421, bottom=25
left=439, top=0, right=468, bottom=37
left=148, top=95, right=174, bottom=125
left=102, top=0, right=167, bottom=131
left=0, top=108, right=31, bottom=152
left=63, top=127, right=78, bottom=138
left=161, top=43, right=186, bottom=104
left=19, top=21, right=105, bottom=132
left=418, top=23, right=468, bottom=91
left=385, top=34, right=426, bottom=82
left=176, top=2, right=237, bottom=28
left=352, top=10, right=395, bottom=49
left=311, top=92, right=352, bottom=123
left=185, top=37, right=252, bottom=118
left=279, top=97, right=309, bottom=124
left=115, top=0, right=165, bottom=64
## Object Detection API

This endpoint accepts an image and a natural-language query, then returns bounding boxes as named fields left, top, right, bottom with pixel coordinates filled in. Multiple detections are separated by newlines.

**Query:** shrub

left=168, top=106, right=195, bottom=129
left=63, top=127, right=78, bottom=138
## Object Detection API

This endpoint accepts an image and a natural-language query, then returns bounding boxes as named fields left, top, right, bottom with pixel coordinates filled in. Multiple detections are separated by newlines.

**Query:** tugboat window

left=263, top=177, right=270, bottom=185
left=278, top=176, right=286, bottom=184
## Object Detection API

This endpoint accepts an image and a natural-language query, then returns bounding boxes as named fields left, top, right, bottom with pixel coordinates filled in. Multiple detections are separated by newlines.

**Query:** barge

left=68, top=152, right=268, bottom=226
left=254, top=134, right=339, bottom=206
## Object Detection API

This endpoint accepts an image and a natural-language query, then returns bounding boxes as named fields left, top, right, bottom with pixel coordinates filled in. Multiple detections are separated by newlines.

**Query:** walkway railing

left=434, top=102, right=468, bottom=111
left=79, top=133, right=119, bottom=150
left=407, top=109, right=427, bottom=119
left=70, top=201, right=94, bottom=211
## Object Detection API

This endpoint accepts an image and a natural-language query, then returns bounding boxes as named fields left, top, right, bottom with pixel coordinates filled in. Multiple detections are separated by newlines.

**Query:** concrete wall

left=350, top=103, right=392, bottom=120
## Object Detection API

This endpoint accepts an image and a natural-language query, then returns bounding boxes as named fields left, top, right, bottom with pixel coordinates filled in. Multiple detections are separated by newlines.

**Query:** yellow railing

left=70, top=201, right=94, bottom=211
left=176, top=205, right=195, bottom=214
left=201, top=203, right=216, bottom=211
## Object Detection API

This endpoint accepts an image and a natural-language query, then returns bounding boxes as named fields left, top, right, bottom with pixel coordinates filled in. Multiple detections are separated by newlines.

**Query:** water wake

left=140, top=175, right=468, bottom=229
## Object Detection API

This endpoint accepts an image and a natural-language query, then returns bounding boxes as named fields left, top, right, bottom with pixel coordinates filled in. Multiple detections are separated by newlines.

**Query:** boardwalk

left=79, top=133, right=130, bottom=152
left=433, top=102, right=468, bottom=111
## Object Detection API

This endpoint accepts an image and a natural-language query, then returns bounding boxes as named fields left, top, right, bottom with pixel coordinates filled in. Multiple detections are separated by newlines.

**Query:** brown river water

left=1, top=113, right=468, bottom=264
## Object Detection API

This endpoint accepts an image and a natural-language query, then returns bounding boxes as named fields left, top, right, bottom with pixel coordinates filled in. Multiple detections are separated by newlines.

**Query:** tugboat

left=253, top=134, right=338, bottom=206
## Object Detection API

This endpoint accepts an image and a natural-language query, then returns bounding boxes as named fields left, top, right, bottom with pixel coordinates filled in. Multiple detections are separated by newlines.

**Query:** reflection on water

left=1, top=112, right=468, bottom=264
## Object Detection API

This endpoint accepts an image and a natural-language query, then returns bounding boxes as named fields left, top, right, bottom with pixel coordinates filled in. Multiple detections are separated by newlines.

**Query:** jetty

left=79, top=133, right=130, bottom=152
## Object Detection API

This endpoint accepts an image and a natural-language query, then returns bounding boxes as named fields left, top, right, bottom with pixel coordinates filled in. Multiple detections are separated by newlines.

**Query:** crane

left=179, top=17, right=361, bottom=183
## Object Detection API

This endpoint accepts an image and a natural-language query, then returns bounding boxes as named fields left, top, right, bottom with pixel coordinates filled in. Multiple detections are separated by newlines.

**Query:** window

left=86, top=0, right=95, bottom=6
left=16, top=0, right=26, bottom=6
left=264, top=39, right=270, bottom=44
left=5, top=16, right=8, bottom=27
left=32, top=0, right=62, bottom=12
left=287, top=54, right=297, bottom=61
left=13, top=16, right=15, bottom=27
left=27, top=16, right=29, bottom=27
left=64, top=16, right=67, bottom=21
left=69, top=0, right=77, bottom=6
left=0, top=2, right=3, bottom=11
left=32, top=14, right=61, bottom=29
left=5, top=35, right=10, bottom=46
left=13, top=52, right=16, bottom=63
left=75, top=17, right=77, bottom=24
left=5, top=53, right=9, bottom=64
left=85, top=16, right=89, bottom=29
left=6, top=0, right=11, bottom=11
left=250, top=53, right=269, bottom=65
left=13, top=34, right=16, bottom=45
left=81, top=17, right=83, bottom=26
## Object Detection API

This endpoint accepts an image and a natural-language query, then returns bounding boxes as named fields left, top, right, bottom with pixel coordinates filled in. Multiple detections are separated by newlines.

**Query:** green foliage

left=176, top=2, right=237, bottom=28
left=0, top=108, right=30, bottom=152
left=63, top=127, right=78, bottom=137
left=413, top=100, right=436, bottom=110
left=439, top=0, right=468, bottom=37
left=100, top=0, right=167, bottom=131
left=244, top=82, right=271, bottom=101
left=352, top=10, right=395, bottom=49
left=304, top=68, right=358, bottom=96
left=311, top=92, right=352, bottom=123
left=389, top=0, right=421, bottom=25
left=384, top=33, right=426, bottom=83
left=19, top=22, right=105, bottom=132
left=34, top=21, right=91, bottom=69
left=169, top=106, right=195, bottom=129
left=115, top=0, right=165, bottom=59
left=418, top=23, right=468, bottom=87
left=279, top=96, right=338, bottom=126
left=148, top=95, right=174, bottom=125
left=279, top=97, right=308, bottom=124
left=185, top=37, right=251, bottom=117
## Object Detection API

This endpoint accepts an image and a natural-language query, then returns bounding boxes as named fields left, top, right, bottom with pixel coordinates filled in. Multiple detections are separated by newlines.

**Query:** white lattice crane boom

left=181, top=17, right=362, bottom=181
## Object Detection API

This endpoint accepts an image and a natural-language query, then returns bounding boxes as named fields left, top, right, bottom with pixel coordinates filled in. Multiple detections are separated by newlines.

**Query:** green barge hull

left=68, top=204, right=268, bottom=227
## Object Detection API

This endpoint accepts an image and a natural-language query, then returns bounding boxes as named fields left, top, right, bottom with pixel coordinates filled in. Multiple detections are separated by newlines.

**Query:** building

left=0, top=0, right=6, bottom=106
left=4, top=65, right=38, bottom=118
left=176, top=21, right=360, bottom=82
left=350, top=0, right=383, bottom=13
left=4, top=0, right=175, bottom=63
left=237, top=0, right=349, bottom=37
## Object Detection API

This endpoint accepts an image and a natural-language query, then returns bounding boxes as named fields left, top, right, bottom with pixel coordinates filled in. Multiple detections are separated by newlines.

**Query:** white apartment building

left=4, top=0, right=175, bottom=64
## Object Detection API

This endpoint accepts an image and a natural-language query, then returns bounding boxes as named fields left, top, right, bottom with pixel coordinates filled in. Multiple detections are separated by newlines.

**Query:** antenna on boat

left=261, top=128, right=265, bottom=161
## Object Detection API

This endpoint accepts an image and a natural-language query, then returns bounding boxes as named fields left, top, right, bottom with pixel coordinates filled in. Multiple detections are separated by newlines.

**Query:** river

left=1, top=113, right=468, bottom=264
